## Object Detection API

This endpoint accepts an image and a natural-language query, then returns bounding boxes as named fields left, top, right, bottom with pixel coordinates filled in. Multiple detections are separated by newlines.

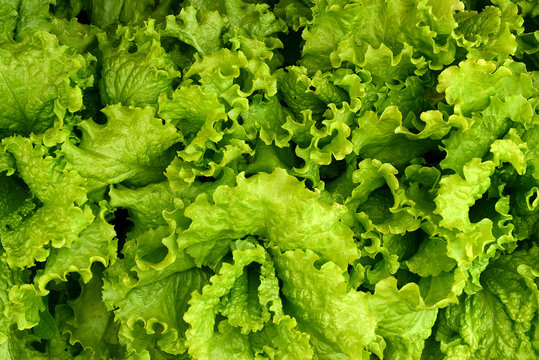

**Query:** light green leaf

left=274, top=248, right=383, bottom=359
left=368, top=277, right=438, bottom=360
left=98, top=20, right=179, bottom=107
left=2, top=135, right=87, bottom=205
left=351, top=106, right=437, bottom=167
left=407, top=237, right=457, bottom=277
left=163, top=7, right=227, bottom=56
left=109, top=182, right=178, bottom=233
left=441, top=95, right=533, bottom=174
left=434, top=159, right=496, bottom=230
left=275, top=66, right=348, bottom=119
left=63, top=104, right=180, bottom=191
left=0, top=259, right=49, bottom=360
left=490, top=128, right=528, bottom=174
left=0, top=0, right=19, bottom=40
left=184, top=242, right=265, bottom=359
left=456, top=2, right=523, bottom=61
left=437, top=247, right=539, bottom=360
left=184, top=240, right=313, bottom=360
left=34, top=202, right=117, bottom=293
left=0, top=31, right=89, bottom=138
left=437, top=59, right=535, bottom=116
left=158, top=85, right=227, bottom=144
left=60, top=267, right=119, bottom=358
left=114, top=267, right=210, bottom=357
left=301, top=0, right=461, bottom=74
left=240, top=94, right=292, bottom=148
left=1, top=202, right=94, bottom=268
left=179, top=169, right=359, bottom=269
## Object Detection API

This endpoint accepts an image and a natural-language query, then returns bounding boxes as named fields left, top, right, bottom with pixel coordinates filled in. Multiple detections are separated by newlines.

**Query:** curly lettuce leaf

left=58, top=266, right=121, bottom=359
left=1, top=135, right=87, bottom=205
left=351, top=106, right=437, bottom=167
left=182, top=0, right=286, bottom=57
left=274, top=248, right=383, bottom=359
left=368, top=277, right=438, bottom=360
left=453, top=3, right=523, bottom=62
left=0, top=31, right=90, bottom=138
left=179, top=169, right=359, bottom=269
left=0, top=0, right=19, bottom=40
left=440, top=96, right=532, bottom=174
left=63, top=104, right=180, bottom=191
left=301, top=0, right=462, bottom=76
left=109, top=182, right=178, bottom=233
left=0, top=135, right=94, bottom=268
left=98, top=20, right=179, bottom=107
left=434, top=159, right=497, bottom=230
left=0, top=258, right=52, bottom=360
left=87, top=0, right=175, bottom=29
left=0, top=1, right=537, bottom=358
left=436, top=246, right=539, bottom=360
left=33, top=202, right=117, bottom=293
left=185, top=240, right=313, bottom=360
left=159, top=48, right=278, bottom=185
left=240, top=94, right=293, bottom=148
left=158, top=84, right=227, bottom=145
left=1, top=203, right=94, bottom=268
left=114, top=267, right=210, bottom=357
left=163, top=6, right=227, bottom=56
left=437, top=59, right=535, bottom=117
left=0, top=173, right=35, bottom=231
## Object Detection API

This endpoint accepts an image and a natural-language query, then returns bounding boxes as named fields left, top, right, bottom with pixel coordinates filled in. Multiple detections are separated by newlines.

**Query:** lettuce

left=0, top=0, right=538, bottom=359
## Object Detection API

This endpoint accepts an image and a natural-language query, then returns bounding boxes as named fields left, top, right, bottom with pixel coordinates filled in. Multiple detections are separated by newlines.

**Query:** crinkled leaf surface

left=0, top=1, right=537, bottom=359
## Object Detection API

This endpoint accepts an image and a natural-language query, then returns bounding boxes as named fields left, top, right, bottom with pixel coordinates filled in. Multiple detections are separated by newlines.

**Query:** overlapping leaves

left=0, top=0, right=537, bottom=359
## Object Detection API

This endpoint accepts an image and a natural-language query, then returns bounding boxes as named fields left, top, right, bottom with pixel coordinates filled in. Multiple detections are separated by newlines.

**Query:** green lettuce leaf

left=436, top=246, right=539, bottom=360
left=240, top=94, right=293, bottom=148
left=301, top=0, right=461, bottom=75
left=351, top=106, right=437, bottom=167
left=0, top=31, right=90, bottom=138
left=114, top=267, right=210, bottom=357
left=274, top=0, right=312, bottom=31
left=434, top=159, right=496, bottom=230
left=86, top=0, right=175, bottom=29
left=368, top=277, right=438, bottom=360
left=0, top=173, right=36, bottom=231
left=0, top=258, right=52, bottom=360
left=163, top=6, right=227, bottom=56
left=440, top=96, right=532, bottom=174
left=98, top=20, right=179, bottom=107
left=158, top=84, right=227, bottom=145
left=58, top=266, right=122, bottom=359
left=185, top=240, right=313, bottom=360
left=0, top=0, right=19, bottom=40
left=178, top=169, right=359, bottom=269
left=274, top=248, right=383, bottom=359
left=34, top=202, right=117, bottom=293
left=63, top=104, right=180, bottom=191
left=109, top=182, right=178, bottom=233
left=182, top=0, right=286, bottom=57
left=453, top=3, right=523, bottom=62
left=437, top=59, right=535, bottom=117
left=0, top=1, right=537, bottom=358
left=0, top=135, right=94, bottom=268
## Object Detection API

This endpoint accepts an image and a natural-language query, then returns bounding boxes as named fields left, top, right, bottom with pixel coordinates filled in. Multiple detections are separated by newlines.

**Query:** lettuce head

left=0, top=0, right=538, bottom=359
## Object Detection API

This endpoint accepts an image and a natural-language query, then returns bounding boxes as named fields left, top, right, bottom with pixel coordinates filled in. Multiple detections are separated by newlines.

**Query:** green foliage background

left=0, top=0, right=538, bottom=359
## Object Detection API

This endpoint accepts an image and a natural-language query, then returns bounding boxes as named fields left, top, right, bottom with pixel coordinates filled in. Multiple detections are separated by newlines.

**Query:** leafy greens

left=0, top=0, right=538, bottom=359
